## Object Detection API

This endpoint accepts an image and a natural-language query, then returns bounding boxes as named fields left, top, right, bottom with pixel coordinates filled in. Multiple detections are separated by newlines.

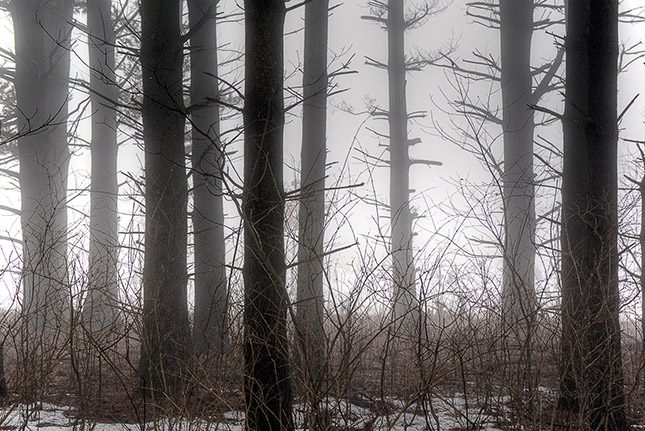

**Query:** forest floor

left=0, top=396, right=508, bottom=431
left=0, top=360, right=512, bottom=430
left=1, top=340, right=643, bottom=429
left=2, top=371, right=643, bottom=430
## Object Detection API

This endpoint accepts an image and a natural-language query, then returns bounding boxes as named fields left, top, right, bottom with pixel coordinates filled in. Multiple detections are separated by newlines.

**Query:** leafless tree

left=138, top=0, right=192, bottom=398
left=188, top=0, right=230, bottom=356
left=559, top=0, right=627, bottom=428
left=243, top=0, right=293, bottom=429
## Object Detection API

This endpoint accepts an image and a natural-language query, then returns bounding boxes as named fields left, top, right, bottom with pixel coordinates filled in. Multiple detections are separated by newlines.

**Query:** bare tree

left=12, top=0, right=73, bottom=352
left=455, top=0, right=563, bottom=328
left=243, top=0, right=293, bottom=429
left=386, top=0, right=416, bottom=329
left=295, top=1, right=330, bottom=429
left=296, top=0, right=329, bottom=391
left=559, top=0, right=627, bottom=428
left=188, top=0, right=229, bottom=356
left=362, top=0, right=443, bottom=331
left=84, top=0, right=120, bottom=333
left=499, top=0, right=537, bottom=330
left=138, top=0, right=192, bottom=397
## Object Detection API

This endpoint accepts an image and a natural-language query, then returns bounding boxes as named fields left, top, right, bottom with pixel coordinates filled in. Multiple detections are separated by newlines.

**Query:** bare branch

left=618, top=93, right=639, bottom=124
left=532, top=46, right=564, bottom=103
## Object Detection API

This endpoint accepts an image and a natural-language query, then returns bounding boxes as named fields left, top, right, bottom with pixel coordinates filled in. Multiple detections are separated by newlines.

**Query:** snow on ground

left=0, top=396, right=505, bottom=431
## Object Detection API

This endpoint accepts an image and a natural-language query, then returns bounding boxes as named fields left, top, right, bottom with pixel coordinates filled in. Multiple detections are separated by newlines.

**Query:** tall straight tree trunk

left=500, top=0, right=536, bottom=332
left=139, top=0, right=192, bottom=397
left=188, top=0, right=229, bottom=355
left=499, top=0, right=537, bottom=415
left=388, top=0, right=415, bottom=329
left=243, top=0, right=292, bottom=430
left=13, top=0, right=72, bottom=350
left=296, top=0, right=328, bottom=388
left=84, top=0, right=120, bottom=333
left=559, top=0, right=626, bottom=428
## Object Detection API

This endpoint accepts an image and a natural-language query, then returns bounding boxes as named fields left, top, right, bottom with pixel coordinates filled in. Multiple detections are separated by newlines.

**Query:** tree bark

left=13, top=0, right=73, bottom=348
left=500, top=0, right=536, bottom=333
left=84, top=0, right=120, bottom=334
left=388, top=0, right=416, bottom=330
left=188, top=0, right=229, bottom=356
left=243, top=0, right=293, bottom=429
left=559, top=0, right=626, bottom=428
left=139, top=0, right=192, bottom=397
left=296, top=0, right=329, bottom=387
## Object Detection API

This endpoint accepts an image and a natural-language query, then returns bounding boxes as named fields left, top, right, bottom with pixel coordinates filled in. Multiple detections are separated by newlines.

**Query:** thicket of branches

left=0, top=0, right=642, bottom=430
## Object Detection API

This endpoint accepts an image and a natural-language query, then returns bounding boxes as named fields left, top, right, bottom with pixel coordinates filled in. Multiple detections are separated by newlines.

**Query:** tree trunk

left=188, top=0, right=229, bottom=356
left=296, top=1, right=329, bottom=428
left=388, top=0, right=416, bottom=330
left=559, top=1, right=626, bottom=428
left=139, top=0, right=192, bottom=397
left=499, top=0, right=536, bottom=412
left=13, top=0, right=72, bottom=351
left=243, top=0, right=292, bottom=429
left=84, top=0, right=120, bottom=334
left=296, top=0, right=328, bottom=390
left=500, top=0, right=536, bottom=334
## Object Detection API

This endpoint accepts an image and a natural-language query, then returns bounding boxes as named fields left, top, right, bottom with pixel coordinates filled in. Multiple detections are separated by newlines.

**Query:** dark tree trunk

left=296, top=0, right=328, bottom=388
left=559, top=0, right=626, bottom=429
left=388, top=0, right=416, bottom=329
left=84, top=0, right=120, bottom=333
left=500, top=0, right=536, bottom=332
left=188, top=0, right=229, bottom=356
left=13, top=0, right=72, bottom=349
left=243, top=0, right=292, bottom=430
left=139, top=0, right=192, bottom=397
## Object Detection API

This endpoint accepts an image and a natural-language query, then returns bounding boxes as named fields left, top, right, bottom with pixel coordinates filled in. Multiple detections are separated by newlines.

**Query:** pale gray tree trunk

left=498, top=0, right=537, bottom=414
left=559, top=0, right=626, bottom=428
left=296, top=0, right=329, bottom=428
left=139, top=0, right=192, bottom=397
left=188, top=0, right=229, bottom=355
left=388, top=0, right=416, bottom=328
left=13, top=0, right=73, bottom=349
left=296, top=0, right=328, bottom=384
left=500, top=0, right=536, bottom=331
left=84, top=0, right=120, bottom=334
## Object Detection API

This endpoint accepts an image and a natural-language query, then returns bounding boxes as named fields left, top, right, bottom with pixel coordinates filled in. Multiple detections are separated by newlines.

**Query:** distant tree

left=296, top=0, right=329, bottom=428
left=12, top=0, right=73, bottom=348
left=499, top=0, right=536, bottom=331
left=439, top=0, right=565, bottom=416
left=362, top=0, right=444, bottom=330
left=243, top=0, right=293, bottom=429
left=385, top=0, right=417, bottom=329
left=296, top=0, right=328, bottom=394
left=559, top=0, right=627, bottom=428
left=83, top=0, right=120, bottom=333
left=138, top=0, right=192, bottom=396
left=457, top=0, right=563, bottom=329
left=188, top=0, right=229, bottom=356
